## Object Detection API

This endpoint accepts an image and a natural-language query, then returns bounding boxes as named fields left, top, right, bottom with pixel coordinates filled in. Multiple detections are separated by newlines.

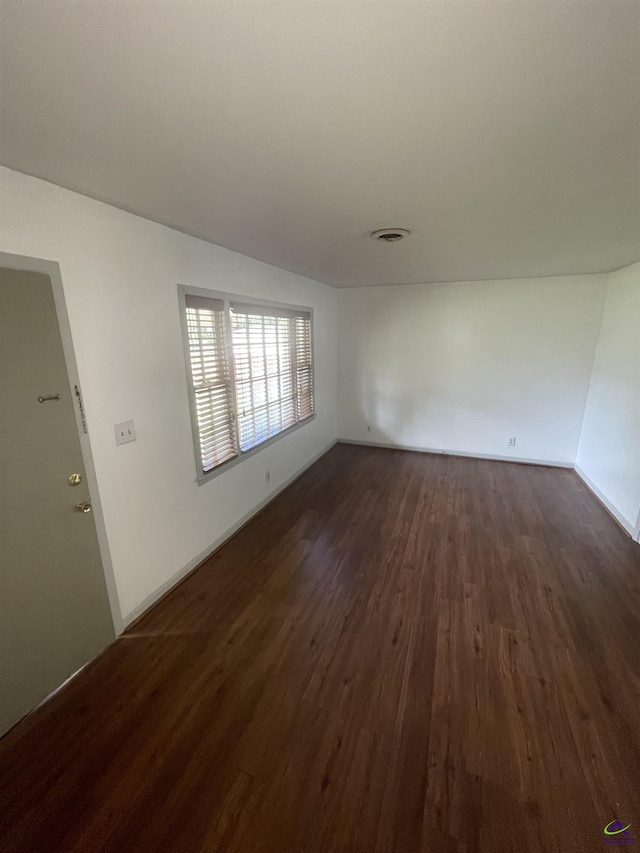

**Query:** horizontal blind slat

left=186, top=294, right=224, bottom=312
left=231, top=302, right=310, bottom=320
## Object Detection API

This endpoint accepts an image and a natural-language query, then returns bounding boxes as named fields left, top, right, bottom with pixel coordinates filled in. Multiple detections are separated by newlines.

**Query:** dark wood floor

left=1, top=443, right=639, bottom=852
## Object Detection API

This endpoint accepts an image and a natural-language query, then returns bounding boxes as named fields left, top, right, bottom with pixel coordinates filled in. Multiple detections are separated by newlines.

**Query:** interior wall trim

left=574, top=463, right=636, bottom=538
left=0, top=251, right=124, bottom=635
left=337, top=438, right=573, bottom=470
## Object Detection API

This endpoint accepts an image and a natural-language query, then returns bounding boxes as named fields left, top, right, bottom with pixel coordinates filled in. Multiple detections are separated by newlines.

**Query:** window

left=181, top=288, right=314, bottom=480
left=184, top=295, right=237, bottom=472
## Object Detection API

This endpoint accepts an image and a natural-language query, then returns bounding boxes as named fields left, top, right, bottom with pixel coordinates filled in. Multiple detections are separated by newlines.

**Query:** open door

left=0, top=266, right=115, bottom=737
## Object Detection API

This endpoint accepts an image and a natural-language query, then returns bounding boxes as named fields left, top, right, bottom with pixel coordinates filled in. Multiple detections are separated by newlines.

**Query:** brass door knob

left=74, top=502, right=92, bottom=513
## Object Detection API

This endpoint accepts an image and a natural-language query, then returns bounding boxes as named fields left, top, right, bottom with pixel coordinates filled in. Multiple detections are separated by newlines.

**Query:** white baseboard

left=122, top=438, right=338, bottom=629
left=337, top=438, right=573, bottom=469
left=573, top=464, right=635, bottom=538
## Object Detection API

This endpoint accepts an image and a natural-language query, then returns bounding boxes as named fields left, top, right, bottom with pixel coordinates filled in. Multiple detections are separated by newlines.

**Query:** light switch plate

left=115, top=420, right=136, bottom=446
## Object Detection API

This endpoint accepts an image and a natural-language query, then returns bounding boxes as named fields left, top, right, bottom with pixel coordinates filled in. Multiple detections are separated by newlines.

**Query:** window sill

left=196, top=413, right=316, bottom=486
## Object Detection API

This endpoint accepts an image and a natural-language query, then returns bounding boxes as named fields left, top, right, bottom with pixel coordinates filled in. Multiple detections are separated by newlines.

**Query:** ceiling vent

left=370, top=228, right=411, bottom=243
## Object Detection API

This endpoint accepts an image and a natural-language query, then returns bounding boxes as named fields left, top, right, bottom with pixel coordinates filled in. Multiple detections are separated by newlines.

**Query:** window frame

left=178, top=284, right=315, bottom=485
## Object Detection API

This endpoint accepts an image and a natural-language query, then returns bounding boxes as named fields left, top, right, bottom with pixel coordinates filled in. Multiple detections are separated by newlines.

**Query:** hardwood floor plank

left=1, top=443, right=639, bottom=852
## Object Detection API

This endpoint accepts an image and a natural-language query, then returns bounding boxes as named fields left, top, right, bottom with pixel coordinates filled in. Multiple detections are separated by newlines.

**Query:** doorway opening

left=0, top=254, right=120, bottom=737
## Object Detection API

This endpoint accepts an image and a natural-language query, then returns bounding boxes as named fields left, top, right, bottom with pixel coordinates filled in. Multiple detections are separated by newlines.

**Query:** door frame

left=0, top=251, right=123, bottom=635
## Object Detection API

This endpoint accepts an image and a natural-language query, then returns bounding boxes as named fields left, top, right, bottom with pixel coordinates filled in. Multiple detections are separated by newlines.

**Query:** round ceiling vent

left=370, top=228, right=411, bottom=243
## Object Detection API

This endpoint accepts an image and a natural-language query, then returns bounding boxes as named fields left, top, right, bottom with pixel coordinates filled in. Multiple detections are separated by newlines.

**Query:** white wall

left=0, top=167, right=338, bottom=624
left=576, top=262, right=640, bottom=536
left=338, top=276, right=607, bottom=466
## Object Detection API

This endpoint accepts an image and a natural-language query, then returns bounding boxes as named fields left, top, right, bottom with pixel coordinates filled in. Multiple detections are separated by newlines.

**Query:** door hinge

left=74, top=385, right=88, bottom=434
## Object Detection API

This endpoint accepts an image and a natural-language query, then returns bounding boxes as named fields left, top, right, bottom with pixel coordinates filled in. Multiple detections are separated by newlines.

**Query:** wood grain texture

left=1, top=443, right=639, bottom=852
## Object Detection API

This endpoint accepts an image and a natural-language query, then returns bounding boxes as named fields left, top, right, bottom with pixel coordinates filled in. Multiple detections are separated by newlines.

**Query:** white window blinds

left=230, top=304, right=314, bottom=452
left=185, top=295, right=237, bottom=473
left=183, top=293, right=314, bottom=477
left=295, top=314, right=313, bottom=421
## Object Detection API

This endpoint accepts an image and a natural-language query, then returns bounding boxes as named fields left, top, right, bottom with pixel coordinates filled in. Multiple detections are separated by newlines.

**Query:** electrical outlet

left=265, top=470, right=271, bottom=483
left=115, top=420, right=136, bottom=446
left=367, top=425, right=371, bottom=432
left=507, top=437, right=516, bottom=447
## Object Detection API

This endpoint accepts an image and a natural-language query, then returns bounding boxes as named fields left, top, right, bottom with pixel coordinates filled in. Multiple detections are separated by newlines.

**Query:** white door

left=0, top=267, right=115, bottom=737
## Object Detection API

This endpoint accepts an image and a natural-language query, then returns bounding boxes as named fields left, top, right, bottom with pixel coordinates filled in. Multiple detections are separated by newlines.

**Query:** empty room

left=1, top=1, right=639, bottom=851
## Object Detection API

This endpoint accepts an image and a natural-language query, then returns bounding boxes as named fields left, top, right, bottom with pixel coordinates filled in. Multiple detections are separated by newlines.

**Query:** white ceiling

left=1, top=1, right=639, bottom=288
